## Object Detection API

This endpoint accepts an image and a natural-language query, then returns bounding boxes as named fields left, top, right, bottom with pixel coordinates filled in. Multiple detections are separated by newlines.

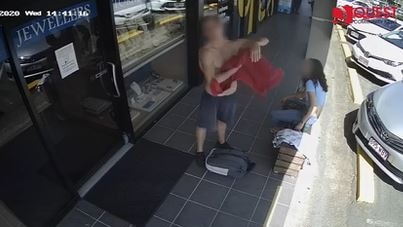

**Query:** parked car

left=338, top=0, right=372, bottom=7
left=3, top=39, right=53, bottom=81
left=346, top=18, right=403, bottom=43
left=397, top=7, right=403, bottom=20
left=353, top=81, right=403, bottom=184
left=114, top=4, right=154, bottom=26
left=371, top=0, right=389, bottom=6
left=150, top=0, right=186, bottom=12
left=351, top=30, right=403, bottom=83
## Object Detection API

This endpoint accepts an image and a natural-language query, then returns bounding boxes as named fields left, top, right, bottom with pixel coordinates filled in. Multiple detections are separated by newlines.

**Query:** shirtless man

left=196, top=16, right=269, bottom=165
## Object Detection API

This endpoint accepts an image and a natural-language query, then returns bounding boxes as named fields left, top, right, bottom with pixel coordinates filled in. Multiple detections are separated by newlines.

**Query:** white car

left=150, top=0, right=186, bottom=12
left=353, top=81, right=403, bottom=184
left=371, top=0, right=389, bottom=6
left=337, top=0, right=372, bottom=7
left=114, top=4, right=153, bottom=26
left=347, top=18, right=403, bottom=43
left=397, top=7, right=403, bottom=20
left=352, top=30, right=403, bottom=83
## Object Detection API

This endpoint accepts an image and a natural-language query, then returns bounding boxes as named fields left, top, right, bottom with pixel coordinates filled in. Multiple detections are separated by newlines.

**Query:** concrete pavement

left=284, top=27, right=403, bottom=227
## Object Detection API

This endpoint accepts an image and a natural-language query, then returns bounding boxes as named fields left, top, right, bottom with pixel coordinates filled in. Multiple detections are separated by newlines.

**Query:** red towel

left=210, top=51, right=284, bottom=96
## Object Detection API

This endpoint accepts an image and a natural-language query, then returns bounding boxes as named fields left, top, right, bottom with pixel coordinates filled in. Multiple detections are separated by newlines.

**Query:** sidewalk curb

left=348, top=68, right=365, bottom=104
left=265, top=186, right=282, bottom=226
left=356, top=146, right=375, bottom=203
left=337, top=28, right=374, bottom=203
left=337, top=28, right=364, bottom=104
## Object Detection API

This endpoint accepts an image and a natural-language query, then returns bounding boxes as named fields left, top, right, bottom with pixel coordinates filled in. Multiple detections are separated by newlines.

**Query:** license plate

left=358, top=56, right=369, bottom=67
left=174, top=3, right=184, bottom=8
left=350, top=30, right=359, bottom=39
left=368, top=137, right=389, bottom=161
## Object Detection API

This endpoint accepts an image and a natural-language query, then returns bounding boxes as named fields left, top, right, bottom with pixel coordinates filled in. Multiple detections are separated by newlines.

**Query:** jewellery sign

left=12, top=0, right=97, bottom=49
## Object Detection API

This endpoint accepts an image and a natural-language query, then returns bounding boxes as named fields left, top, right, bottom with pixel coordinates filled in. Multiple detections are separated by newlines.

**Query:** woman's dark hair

left=303, top=58, right=328, bottom=92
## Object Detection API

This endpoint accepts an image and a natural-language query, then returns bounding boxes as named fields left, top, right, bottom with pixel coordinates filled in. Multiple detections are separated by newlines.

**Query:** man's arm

left=233, top=37, right=270, bottom=62
left=199, top=49, right=216, bottom=85
left=235, top=37, right=269, bottom=49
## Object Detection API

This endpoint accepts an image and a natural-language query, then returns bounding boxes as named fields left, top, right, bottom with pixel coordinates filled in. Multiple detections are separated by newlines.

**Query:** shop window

left=113, top=0, right=186, bottom=72
left=112, top=0, right=188, bottom=133
left=204, top=0, right=218, bottom=16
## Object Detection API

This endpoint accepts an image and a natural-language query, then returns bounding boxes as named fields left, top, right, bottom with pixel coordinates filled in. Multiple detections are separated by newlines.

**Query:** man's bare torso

left=200, top=40, right=240, bottom=94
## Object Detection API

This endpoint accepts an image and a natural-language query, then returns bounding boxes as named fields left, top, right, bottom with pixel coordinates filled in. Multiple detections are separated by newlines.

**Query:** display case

left=204, top=0, right=218, bottom=16
left=112, top=0, right=188, bottom=133
left=113, top=0, right=186, bottom=75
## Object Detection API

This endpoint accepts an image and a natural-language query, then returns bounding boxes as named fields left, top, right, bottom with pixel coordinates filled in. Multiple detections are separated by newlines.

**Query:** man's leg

left=216, top=95, right=236, bottom=149
left=196, top=127, right=207, bottom=153
left=195, top=91, right=216, bottom=166
left=217, top=120, right=227, bottom=144
left=195, top=126, right=208, bottom=166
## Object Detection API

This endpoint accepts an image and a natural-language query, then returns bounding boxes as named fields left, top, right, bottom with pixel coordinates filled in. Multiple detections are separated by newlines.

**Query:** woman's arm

left=295, top=91, right=318, bottom=131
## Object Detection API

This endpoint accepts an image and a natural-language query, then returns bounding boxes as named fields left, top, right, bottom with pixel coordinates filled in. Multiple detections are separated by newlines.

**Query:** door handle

left=106, top=62, right=121, bottom=98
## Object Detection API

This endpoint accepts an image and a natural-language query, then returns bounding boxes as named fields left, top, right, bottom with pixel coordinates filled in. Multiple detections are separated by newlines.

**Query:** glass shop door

left=4, top=0, right=133, bottom=188
left=0, top=29, right=76, bottom=227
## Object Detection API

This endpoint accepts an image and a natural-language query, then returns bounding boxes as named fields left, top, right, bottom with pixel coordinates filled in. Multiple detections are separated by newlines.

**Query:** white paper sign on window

left=55, top=43, right=79, bottom=79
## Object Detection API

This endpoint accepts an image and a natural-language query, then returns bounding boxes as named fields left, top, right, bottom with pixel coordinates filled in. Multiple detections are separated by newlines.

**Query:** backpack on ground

left=205, top=148, right=255, bottom=178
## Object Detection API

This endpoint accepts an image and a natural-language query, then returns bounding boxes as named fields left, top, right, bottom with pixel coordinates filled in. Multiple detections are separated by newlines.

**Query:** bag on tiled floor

left=205, top=148, right=255, bottom=178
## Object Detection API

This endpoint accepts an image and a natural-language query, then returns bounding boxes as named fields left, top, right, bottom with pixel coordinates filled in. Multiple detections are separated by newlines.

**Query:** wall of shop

left=305, top=0, right=337, bottom=64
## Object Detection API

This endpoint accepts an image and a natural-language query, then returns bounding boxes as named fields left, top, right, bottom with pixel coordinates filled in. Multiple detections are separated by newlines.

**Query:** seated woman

left=271, top=58, right=328, bottom=132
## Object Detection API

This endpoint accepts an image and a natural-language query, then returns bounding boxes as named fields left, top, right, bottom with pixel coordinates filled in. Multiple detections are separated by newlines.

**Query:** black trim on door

left=96, top=0, right=134, bottom=142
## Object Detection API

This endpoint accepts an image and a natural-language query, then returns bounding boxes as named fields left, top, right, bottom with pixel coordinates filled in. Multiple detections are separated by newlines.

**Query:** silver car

left=353, top=81, right=403, bottom=184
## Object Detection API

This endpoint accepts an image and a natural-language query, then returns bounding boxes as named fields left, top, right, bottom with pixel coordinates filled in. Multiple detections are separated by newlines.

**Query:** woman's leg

left=271, top=109, right=304, bottom=126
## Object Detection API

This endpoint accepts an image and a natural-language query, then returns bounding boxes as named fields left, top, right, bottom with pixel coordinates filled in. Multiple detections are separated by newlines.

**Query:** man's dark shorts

left=197, top=91, right=237, bottom=131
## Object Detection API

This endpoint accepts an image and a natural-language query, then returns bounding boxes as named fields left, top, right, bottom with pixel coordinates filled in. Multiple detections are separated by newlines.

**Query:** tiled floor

left=57, top=200, right=134, bottom=227
left=59, top=2, right=312, bottom=227
left=143, top=4, right=312, bottom=227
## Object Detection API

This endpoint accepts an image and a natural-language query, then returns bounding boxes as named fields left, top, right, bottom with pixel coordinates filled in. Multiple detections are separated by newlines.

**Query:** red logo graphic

left=332, top=5, right=398, bottom=25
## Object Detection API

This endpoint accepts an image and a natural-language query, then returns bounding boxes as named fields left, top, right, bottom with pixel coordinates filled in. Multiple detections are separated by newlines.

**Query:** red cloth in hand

left=210, top=51, right=284, bottom=96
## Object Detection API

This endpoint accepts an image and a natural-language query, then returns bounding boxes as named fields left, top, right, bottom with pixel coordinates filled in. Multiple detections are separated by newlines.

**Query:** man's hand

left=250, top=42, right=262, bottom=63
left=257, top=37, right=270, bottom=46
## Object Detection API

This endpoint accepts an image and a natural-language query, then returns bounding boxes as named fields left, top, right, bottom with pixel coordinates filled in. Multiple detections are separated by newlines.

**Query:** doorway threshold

left=78, top=143, right=134, bottom=197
